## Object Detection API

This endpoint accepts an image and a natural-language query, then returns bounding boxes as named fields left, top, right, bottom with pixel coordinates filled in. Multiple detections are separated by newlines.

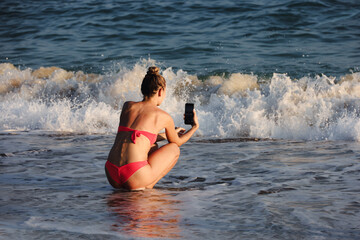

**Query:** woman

left=105, top=66, right=199, bottom=190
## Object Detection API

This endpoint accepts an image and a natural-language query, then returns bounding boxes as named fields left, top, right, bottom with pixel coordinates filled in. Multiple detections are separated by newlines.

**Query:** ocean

left=1, top=0, right=360, bottom=239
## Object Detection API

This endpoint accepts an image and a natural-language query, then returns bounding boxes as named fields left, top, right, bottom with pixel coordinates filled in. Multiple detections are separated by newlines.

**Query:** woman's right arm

left=164, top=110, right=199, bottom=147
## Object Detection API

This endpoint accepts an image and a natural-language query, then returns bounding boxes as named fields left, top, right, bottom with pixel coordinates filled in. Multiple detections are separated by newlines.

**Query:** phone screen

left=184, top=103, right=194, bottom=125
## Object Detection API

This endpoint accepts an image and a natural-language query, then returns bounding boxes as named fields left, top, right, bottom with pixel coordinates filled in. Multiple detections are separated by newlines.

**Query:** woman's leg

left=124, top=143, right=180, bottom=190
left=145, top=143, right=180, bottom=188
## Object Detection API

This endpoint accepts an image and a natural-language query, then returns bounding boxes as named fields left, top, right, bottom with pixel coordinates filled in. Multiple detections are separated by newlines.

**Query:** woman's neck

left=142, top=96, right=159, bottom=106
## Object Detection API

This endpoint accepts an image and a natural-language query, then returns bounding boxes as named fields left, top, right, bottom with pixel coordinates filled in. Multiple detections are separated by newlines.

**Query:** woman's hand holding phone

left=184, top=103, right=199, bottom=129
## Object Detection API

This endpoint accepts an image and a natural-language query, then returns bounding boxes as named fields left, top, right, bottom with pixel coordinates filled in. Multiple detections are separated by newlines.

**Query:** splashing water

left=0, top=60, right=359, bottom=141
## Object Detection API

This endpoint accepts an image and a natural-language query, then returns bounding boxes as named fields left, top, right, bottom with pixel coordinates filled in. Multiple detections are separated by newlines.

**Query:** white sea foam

left=0, top=60, right=359, bottom=141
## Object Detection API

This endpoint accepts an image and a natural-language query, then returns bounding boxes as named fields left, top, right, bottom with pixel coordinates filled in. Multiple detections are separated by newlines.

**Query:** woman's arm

left=164, top=110, right=199, bottom=147
left=157, top=127, right=184, bottom=142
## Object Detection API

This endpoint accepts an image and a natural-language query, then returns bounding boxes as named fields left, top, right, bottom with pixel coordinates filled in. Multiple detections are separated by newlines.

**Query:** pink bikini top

left=118, top=126, right=157, bottom=145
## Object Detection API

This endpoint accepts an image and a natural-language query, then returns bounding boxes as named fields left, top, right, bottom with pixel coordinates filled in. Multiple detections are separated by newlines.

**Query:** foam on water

left=0, top=60, right=359, bottom=141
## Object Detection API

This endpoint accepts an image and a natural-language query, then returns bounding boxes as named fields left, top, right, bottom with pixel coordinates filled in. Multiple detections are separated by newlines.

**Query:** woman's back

left=107, top=101, right=166, bottom=166
left=120, top=101, right=163, bottom=133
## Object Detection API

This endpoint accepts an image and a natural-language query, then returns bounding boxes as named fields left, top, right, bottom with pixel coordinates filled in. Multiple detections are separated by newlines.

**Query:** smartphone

left=184, top=103, right=194, bottom=125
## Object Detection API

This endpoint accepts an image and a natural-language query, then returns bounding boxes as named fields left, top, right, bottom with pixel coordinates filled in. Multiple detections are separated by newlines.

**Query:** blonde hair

left=141, top=67, right=166, bottom=97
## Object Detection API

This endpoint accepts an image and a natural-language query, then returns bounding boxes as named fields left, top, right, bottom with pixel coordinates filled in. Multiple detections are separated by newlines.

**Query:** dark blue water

left=1, top=0, right=359, bottom=77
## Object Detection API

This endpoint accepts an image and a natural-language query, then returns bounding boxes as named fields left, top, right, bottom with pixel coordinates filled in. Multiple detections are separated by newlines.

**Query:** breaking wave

left=1, top=59, right=359, bottom=141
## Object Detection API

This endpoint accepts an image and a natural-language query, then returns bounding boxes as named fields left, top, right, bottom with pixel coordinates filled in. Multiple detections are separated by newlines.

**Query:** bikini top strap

left=118, top=126, right=156, bottom=145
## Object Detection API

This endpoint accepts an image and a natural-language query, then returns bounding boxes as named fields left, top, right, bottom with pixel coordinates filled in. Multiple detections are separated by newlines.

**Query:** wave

left=1, top=60, right=359, bottom=141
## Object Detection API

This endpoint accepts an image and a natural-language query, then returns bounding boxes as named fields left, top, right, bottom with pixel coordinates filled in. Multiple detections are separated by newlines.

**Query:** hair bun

left=147, top=66, right=159, bottom=75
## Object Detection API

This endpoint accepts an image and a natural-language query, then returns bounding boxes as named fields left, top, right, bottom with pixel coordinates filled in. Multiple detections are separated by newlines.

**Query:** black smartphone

left=184, top=103, right=194, bottom=125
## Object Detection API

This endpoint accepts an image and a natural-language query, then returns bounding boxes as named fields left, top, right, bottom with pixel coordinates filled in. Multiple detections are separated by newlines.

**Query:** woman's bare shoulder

left=123, top=101, right=135, bottom=107
left=156, top=108, right=173, bottom=123
left=122, top=101, right=138, bottom=111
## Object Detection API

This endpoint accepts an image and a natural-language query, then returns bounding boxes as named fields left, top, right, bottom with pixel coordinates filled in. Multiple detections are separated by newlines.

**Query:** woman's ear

left=158, top=88, right=163, bottom=97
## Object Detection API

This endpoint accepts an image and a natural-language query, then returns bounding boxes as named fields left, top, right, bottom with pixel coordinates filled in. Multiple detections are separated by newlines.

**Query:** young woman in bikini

left=105, top=66, right=199, bottom=190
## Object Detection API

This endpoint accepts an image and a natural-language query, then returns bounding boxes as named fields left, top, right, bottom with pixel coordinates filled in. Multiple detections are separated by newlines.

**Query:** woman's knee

left=168, top=143, right=180, bottom=158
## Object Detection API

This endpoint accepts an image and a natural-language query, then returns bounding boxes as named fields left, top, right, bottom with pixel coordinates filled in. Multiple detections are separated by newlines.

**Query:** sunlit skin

left=105, top=72, right=199, bottom=190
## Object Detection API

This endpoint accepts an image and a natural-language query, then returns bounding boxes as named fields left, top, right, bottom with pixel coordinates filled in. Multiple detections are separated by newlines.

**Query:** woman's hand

left=192, top=109, right=199, bottom=129
left=175, top=127, right=186, bottom=137
left=164, top=109, right=199, bottom=147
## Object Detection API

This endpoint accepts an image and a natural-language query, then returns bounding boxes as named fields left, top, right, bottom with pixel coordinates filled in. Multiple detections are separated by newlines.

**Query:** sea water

left=1, top=133, right=360, bottom=239
left=1, top=0, right=360, bottom=239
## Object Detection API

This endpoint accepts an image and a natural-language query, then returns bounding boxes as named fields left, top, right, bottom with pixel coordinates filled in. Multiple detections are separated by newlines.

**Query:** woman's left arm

left=164, top=111, right=199, bottom=147
left=157, top=127, right=185, bottom=142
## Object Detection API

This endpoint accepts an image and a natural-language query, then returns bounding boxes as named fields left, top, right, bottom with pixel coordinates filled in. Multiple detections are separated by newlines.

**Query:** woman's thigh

left=148, top=143, right=180, bottom=173
left=126, top=143, right=180, bottom=189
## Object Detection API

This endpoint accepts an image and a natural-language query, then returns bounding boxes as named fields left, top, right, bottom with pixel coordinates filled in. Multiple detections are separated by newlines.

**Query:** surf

left=0, top=60, right=359, bottom=141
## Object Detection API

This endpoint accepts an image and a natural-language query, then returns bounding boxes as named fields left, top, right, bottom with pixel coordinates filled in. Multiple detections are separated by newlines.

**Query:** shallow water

left=1, top=132, right=359, bottom=239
